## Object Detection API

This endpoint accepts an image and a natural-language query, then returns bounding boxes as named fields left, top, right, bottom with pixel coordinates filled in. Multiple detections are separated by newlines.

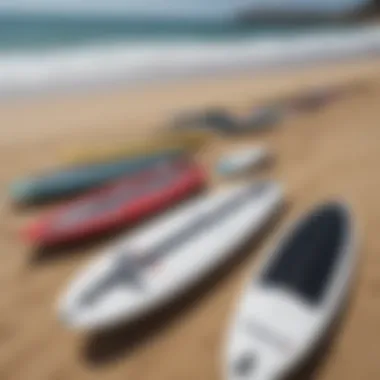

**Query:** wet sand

left=1, top=59, right=380, bottom=380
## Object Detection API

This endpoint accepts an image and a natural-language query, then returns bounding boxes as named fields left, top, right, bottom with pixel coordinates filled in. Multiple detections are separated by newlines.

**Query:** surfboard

left=217, top=146, right=271, bottom=177
left=58, top=180, right=284, bottom=331
left=10, top=149, right=183, bottom=204
left=242, top=106, right=283, bottom=132
left=172, top=108, right=238, bottom=134
left=60, top=130, right=210, bottom=166
left=225, top=201, right=357, bottom=380
left=173, top=106, right=282, bottom=135
left=286, top=86, right=340, bottom=112
left=23, top=159, right=205, bottom=246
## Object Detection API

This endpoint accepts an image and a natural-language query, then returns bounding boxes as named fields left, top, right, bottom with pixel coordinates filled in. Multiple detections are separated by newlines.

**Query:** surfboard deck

left=225, top=202, right=357, bottom=380
left=23, top=158, right=206, bottom=246
left=217, top=146, right=271, bottom=177
left=58, top=180, right=284, bottom=331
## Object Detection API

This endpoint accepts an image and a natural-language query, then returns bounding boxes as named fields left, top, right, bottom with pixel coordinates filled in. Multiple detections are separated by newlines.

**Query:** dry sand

left=1, top=59, right=380, bottom=380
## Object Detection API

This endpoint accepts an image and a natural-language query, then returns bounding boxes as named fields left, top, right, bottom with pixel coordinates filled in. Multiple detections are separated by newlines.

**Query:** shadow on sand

left=82, top=203, right=289, bottom=367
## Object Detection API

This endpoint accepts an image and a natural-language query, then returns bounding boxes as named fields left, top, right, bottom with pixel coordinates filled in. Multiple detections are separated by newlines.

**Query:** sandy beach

left=1, top=58, right=380, bottom=380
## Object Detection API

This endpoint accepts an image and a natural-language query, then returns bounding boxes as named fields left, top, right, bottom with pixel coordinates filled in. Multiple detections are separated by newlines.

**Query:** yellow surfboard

left=61, top=130, right=212, bottom=166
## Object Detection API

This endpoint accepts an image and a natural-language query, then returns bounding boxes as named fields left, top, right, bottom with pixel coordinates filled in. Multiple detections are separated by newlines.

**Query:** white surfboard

left=225, top=201, right=357, bottom=380
left=58, top=180, right=284, bottom=331
left=217, top=146, right=271, bottom=177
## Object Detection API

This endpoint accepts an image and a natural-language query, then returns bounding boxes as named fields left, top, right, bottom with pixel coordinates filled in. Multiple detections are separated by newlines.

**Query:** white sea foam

left=0, top=25, right=380, bottom=98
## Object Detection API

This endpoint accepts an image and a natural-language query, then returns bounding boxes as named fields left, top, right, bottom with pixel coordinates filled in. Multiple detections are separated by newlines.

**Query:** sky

left=0, top=0, right=371, bottom=18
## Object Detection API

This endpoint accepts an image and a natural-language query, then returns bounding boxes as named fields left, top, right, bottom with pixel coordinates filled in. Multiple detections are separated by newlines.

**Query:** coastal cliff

left=238, top=0, right=380, bottom=24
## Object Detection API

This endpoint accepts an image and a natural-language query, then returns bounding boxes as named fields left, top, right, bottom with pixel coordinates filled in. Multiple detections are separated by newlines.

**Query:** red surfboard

left=23, top=158, right=206, bottom=246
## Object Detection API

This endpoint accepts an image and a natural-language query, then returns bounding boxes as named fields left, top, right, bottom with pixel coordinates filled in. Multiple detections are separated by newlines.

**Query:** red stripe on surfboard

left=23, top=158, right=206, bottom=246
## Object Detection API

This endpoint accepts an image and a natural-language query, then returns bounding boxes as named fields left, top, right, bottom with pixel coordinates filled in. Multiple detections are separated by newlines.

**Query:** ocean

left=0, top=14, right=379, bottom=97
left=0, top=14, right=336, bottom=53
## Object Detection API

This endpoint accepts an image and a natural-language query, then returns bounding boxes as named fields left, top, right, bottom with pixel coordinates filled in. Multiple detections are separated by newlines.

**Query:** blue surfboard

left=10, top=150, right=183, bottom=204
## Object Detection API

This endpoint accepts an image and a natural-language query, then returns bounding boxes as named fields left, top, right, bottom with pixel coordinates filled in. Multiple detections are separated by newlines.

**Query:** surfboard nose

left=10, top=180, right=36, bottom=202
left=57, top=297, right=86, bottom=329
left=316, top=200, right=351, bottom=222
left=58, top=307, right=72, bottom=326
left=22, top=222, right=45, bottom=243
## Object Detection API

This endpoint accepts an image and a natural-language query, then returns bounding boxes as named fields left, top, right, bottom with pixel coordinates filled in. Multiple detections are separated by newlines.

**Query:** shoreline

left=0, top=57, right=379, bottom=150
left=1, top=24, right=380, bottom=99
